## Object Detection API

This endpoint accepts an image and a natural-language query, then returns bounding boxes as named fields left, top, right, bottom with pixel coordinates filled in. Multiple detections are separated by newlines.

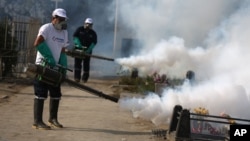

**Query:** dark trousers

left=74, top=56, right=91, bottom=81
left=33, top=79, right=62, bottom=99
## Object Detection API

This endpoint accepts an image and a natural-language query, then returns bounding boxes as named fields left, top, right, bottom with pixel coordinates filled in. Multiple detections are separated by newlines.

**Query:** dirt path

left=0, top=79, right=168, bottom=141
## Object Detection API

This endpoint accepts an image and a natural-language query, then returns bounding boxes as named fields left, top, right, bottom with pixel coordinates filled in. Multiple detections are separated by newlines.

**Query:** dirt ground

left=0, top=78, right=169, bottom=141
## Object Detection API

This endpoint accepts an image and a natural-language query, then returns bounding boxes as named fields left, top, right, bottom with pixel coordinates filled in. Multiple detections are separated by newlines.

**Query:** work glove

left=58, top=52, right=68, bottom=75
left=85, top=43, right=95, bottom=54
left=36, top=42, right=56, bottom=67
left=73, top=37, right=82, bottom=50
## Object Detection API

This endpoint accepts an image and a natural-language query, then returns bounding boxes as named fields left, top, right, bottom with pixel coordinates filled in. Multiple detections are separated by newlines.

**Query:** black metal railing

left=168, top=105, right=250, bottom=141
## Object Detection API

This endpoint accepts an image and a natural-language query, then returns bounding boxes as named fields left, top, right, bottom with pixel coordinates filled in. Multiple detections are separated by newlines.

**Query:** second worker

left=73, top=18, right=97, bottom=83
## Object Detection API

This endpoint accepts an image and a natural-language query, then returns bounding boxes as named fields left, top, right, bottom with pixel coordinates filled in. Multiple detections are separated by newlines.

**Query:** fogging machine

left=26, top=63, right=118, bottom=103
left=65, top=48, right=114, bottom=61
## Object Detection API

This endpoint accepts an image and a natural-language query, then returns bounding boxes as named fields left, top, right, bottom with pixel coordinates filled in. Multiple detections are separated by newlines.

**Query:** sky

left=115, top=0, right=250, bottom=126
left=1, top=0, right=250, bottom=126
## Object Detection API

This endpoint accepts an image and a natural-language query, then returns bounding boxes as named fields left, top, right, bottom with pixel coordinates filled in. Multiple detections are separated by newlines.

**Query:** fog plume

left=116, top=0, right=250, bottom=125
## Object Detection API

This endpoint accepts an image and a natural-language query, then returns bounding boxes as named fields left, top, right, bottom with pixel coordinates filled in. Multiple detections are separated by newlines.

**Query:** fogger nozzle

left=65, top=49, right=114, bottom=61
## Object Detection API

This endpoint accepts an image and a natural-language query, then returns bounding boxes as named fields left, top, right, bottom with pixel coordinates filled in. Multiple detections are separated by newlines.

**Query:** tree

left=0, top=19, right=18, bottom=78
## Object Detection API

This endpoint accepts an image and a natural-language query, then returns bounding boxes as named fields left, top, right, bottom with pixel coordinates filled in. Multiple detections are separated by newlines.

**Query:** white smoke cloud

left=116, top=37, right=216, bottom=79
left=117, top=0, right=239, bottom=47
left=116, top=0, right=250, bottom=125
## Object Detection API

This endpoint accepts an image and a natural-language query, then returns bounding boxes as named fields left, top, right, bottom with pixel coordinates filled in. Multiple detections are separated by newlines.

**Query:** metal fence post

left=176, top=109, right=191, bottom=140
left=168, top=105, right=183, bottom=134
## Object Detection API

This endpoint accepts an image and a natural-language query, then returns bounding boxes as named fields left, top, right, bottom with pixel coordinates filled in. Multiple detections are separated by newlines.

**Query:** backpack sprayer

left=26, top=63, right=118, bottom=103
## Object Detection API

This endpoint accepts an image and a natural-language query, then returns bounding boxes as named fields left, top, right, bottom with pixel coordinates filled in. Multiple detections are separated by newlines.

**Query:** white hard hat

left=52, top=8, right=68, bottom=18
left=85, top=18, right=93, bottom=24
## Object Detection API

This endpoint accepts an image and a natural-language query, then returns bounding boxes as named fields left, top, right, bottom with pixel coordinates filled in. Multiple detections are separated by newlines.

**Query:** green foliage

left=118, top=75, right=185, bottom=94
left=119, top=76, right=155, bottom=94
